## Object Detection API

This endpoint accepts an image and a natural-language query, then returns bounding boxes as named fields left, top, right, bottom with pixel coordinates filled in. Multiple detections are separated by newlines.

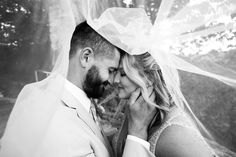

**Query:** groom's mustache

left=102, top=80, right=110, bottom=87
left=101, top=81, right=112, bottom=94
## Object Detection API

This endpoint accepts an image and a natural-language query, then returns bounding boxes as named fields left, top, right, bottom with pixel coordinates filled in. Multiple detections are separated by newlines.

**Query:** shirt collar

left=65, top=79, right=91, bottom=113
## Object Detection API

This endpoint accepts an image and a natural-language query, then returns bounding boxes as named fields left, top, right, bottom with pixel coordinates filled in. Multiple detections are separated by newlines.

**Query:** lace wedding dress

left=112, top=106, right=217, bottom=157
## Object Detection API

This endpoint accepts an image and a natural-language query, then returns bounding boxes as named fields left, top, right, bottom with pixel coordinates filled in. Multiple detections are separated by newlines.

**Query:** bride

left=112, top=52, right=217, bottom=157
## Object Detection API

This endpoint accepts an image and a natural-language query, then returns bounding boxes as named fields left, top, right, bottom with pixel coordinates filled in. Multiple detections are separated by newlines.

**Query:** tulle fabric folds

left=0, top=0, right=74, bottom=156
left=0, top=0, right=236, bottom=156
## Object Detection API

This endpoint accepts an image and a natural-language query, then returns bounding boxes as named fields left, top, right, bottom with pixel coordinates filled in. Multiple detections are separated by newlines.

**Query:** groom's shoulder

left=39, top=104, right=93, bottom=156
left=43, top=102, right=88, bottom=140
left=50, top=101, right=79, bottom=128
left=18, top=83, right=81, bottom=128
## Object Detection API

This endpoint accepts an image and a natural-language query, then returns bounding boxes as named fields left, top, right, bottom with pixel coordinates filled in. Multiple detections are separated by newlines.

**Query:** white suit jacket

left=36, top=88, right=155, bottom=157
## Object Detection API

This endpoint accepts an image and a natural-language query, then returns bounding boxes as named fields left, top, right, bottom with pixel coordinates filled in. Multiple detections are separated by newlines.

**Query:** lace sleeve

left=148, top=112, right=217, bottom=156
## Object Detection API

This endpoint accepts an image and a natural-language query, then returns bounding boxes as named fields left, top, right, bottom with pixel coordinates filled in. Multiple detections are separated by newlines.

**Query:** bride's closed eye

left=120, top=69, right=126, bottom=77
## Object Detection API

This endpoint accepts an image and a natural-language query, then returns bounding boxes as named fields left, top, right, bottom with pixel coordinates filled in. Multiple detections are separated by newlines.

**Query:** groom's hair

left=69, top=21, right=115, bottom=59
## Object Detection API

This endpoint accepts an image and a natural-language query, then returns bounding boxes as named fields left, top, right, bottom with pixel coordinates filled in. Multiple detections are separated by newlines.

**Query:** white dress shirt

left=65, top=80, right=150, bottom=150
left=65, top=79, right=91, bottom=112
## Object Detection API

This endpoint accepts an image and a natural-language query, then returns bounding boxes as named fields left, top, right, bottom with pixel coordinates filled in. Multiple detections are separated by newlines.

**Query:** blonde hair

left=122, top=52, right=174, bottom=119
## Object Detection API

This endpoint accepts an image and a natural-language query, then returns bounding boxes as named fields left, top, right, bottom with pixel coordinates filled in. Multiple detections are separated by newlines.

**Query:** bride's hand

left=127, top=87, right=156, bottom=140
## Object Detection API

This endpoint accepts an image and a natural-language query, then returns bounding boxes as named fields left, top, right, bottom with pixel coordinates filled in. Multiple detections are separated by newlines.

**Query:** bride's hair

left=122, top=52, right=175, bottom=119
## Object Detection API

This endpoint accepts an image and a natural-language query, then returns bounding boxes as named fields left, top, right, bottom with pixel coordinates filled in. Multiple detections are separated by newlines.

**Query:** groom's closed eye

left=109, top=68, right=117, bottom=74
left=120, top=69, right=126, bottom=77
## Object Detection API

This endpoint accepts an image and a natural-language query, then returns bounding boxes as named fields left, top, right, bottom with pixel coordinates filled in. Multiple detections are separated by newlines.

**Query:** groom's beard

left=83, top=65, right=105, bottom=99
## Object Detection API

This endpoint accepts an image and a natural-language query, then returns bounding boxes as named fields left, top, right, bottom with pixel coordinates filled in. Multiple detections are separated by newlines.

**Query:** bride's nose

left=114, top=72, right=121, bottom=84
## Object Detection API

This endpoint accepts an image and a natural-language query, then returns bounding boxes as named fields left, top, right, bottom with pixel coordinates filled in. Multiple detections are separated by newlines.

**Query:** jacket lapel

left=76, top=104, right=114, bottom=156
left=61, top=88, right=113, bottom=155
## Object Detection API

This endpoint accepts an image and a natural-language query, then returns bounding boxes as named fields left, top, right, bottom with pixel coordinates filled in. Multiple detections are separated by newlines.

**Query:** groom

left=36, top=21, right=155, bottom=157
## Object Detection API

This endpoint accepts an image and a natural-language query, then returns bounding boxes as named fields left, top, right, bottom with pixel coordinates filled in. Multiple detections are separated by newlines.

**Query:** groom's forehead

left=97, top=48, right=120, bottom=68
left=107, top=48, right=120, bottom=67
left=114, top=48, right=121, bottom=61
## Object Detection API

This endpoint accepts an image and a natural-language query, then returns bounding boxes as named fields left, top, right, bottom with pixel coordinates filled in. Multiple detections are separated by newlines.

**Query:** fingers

left=149, top=90, right=155, bottom=102
left=135, top=93, right=145, bottom=107
left=147, top=86, right=154, bottom=96
left=129, top=87, right=156, bottom=113
left=129, top=87, right=155, bottom=106
left=129, top=88, right=141, bottom=106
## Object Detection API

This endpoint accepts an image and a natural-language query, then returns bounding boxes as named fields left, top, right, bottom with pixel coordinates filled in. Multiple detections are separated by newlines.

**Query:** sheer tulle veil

left=0, top=0, right=236, bottom=156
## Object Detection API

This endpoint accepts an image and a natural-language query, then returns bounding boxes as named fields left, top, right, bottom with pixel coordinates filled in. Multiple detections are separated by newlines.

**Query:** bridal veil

left=0, top=0, right=236, bottom=156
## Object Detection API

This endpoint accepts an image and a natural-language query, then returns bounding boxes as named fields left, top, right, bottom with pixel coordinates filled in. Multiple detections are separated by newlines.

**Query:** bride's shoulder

left=155, top=124, right=213, bottom=157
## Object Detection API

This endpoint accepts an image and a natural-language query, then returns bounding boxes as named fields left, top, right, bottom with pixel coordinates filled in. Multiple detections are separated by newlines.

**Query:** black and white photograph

left=0, top=0, right=236, bottom=157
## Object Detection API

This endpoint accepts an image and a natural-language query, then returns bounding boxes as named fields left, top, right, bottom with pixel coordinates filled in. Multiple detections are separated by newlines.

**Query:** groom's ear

left=80, top=47, right=95, bottom=68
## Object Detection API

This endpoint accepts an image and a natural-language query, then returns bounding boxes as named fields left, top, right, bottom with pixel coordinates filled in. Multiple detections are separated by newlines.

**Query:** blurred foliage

left=0, top=0, right=50, bottom=82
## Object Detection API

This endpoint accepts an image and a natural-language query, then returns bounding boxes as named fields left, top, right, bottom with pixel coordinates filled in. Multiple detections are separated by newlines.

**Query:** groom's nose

left=114, top=72, right=120, bottom=84
left=107, top=77, right=113, bottom=85
left=108, top=74, right=114, bottom=85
